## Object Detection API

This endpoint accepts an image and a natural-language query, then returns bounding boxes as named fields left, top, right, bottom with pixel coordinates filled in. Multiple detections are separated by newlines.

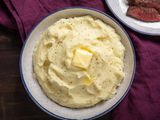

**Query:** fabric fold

left=0, top=1, right=16, bottom=29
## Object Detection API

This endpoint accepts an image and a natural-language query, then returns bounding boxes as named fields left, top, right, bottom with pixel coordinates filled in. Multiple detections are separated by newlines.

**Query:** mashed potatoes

left=33, top=16, right=125, bottom=108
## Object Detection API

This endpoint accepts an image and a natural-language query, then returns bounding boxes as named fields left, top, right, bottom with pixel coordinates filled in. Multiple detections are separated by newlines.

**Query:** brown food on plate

left=128, top=0, right=160, bottom=13
left=127, top=0, right=160, bottom=22
left=127, top=6, right=160, bottom=22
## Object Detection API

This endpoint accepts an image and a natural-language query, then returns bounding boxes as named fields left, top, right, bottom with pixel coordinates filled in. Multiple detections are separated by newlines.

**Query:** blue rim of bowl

left=20, top=7, right=136, bottom=120
left=105, top=0, right=160, bottom=36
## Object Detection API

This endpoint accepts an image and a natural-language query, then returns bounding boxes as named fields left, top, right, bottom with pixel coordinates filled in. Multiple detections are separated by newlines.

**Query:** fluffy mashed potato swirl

left=33, top=16, right=125, bottom=108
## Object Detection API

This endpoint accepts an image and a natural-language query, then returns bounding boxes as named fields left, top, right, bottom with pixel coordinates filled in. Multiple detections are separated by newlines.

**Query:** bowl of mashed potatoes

left=20, top=7, right=136, bottom=120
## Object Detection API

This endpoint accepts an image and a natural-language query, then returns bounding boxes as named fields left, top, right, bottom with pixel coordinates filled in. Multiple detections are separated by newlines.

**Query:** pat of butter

left=72, top=49, right=93, bottom=69
left=83, top=74, right=96, bottom=85
left=83, top=77, right=93, bottom=85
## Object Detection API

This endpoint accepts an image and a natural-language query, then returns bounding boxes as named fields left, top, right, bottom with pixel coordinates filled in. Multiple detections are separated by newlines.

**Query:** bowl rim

left=19, top=7, right=136, bottom=120
left=105, top=0, right=160, bottom=36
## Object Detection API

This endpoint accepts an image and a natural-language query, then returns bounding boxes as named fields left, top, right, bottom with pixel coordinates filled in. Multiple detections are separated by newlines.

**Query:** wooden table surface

left=0, top=26, right=112, bottom=120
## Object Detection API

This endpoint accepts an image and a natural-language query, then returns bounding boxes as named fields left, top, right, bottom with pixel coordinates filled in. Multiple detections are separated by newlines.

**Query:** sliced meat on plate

left=127, top=6, right=160, bottom=22
left=128, top=0, right=160, bottom=13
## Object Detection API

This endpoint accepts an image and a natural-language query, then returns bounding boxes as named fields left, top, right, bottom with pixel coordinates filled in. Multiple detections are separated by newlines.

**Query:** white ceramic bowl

left=20, top=7, right=136, bottom=120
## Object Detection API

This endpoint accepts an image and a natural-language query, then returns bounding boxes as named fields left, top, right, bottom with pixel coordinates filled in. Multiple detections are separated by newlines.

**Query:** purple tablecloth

left=0, top=0, right=160, bottom=120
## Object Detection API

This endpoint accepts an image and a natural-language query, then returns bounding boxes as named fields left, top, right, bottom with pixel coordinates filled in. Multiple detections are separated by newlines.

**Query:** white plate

left=20, top=7, right=136, bottom=120
left=105, top=0, right=160, bottom=36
